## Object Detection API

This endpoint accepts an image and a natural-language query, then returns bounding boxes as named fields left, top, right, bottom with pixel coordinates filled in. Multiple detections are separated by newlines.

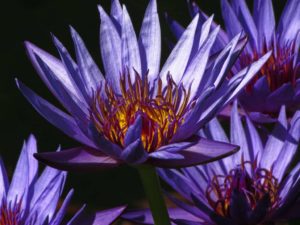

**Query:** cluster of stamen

left=91, top=72, right=193, bottom=152
left=0, top=199, right=22, bottom=225
left=206, top=159, right=280, bottom=217
left=240, top=40, right=299, bottom=93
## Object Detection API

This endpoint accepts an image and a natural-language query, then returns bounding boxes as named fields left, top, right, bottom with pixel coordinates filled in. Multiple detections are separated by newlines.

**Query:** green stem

left=137, top=165, right=171, bottom=225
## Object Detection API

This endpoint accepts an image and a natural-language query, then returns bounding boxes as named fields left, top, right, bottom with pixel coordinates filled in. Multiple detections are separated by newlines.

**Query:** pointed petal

left=139, top=0, right=161, bottom=82
left=99, top=6, right=122, bottom=92
left=121, top=6, right=141, bottom=77
left=122, top=208, right=201, bottom=225
left=273, top=110, right=300, bottom=181
left=181, top=26, right=220, bottom=98
left=49, top=190, right=74, bottom=225
left=24, top=41, right=84, bottom=103
left=231, top=0, right=258, bottom=48
left=149, top=137, right=239, bottom=168
left=160, top=14, right=199, bottom=85
left=68, top=205, right=126, bottom=225
left=16, top=80, right=94, bottom=147
left=34, top=147, right=121, bottom=172
left=7, top=142, right=29, bottom=208
left=260, top=106, right=288, bottom=169
left=70, top=27, right=104, bottom=96
left=120, top=139, right=148, bottom=164
left=0, top=158, right=8, bottom=200
left=254, top=0, right=275, bottom=47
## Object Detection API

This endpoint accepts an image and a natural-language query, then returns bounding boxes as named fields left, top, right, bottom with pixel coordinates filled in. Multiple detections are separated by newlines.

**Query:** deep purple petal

left=120, top=139, right=148, bottom=164
left=68, top=205, right=126, bottom=225
left=122, top=208, right=202, bottom=225
left=148, top=137, right=239, bottom=168
left=34, top=147, right=121, bottom=172
left=158, top=169, right=199, bottom=201
left=16, top=80, right=95, bottom=147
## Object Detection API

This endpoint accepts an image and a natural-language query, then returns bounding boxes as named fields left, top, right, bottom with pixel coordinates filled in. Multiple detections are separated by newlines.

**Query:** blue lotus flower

left=17, top=0, right=270, bottom=169
left=0, top=135, right=125, bottom=225
left=171, top=0, right=300, bottom=122
left=154, top=103, right=300, bottom=225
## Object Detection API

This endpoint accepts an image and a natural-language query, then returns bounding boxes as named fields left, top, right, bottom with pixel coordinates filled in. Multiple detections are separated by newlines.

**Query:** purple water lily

left=151, top=103, right=300, bottom=225
left=17, top=0, right=271, bottom=170
left=169, top=0, right=300, bottom=122
left=0, top=135, right=125, bottom=225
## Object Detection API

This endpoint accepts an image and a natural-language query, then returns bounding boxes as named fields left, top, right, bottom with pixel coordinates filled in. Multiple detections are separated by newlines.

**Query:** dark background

left=0, top=0, right=289, bottom=224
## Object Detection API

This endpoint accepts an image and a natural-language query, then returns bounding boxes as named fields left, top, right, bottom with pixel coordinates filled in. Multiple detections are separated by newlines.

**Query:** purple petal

left=259, top=106, right=287, bottom=169
left=68, top=205, right=126, bottom=225
left=159, top=14, right=199, bottom=84
left=148, top=137, right=239, bottom=168
left=139, top=0, right=161, bottom=82
left=121, top=5, right=141, bottom=77
left=120, top=139, right=148, bottom=164
left=110, top=0, right=123, bottom=27
left=158, top=169, right=199, bottom=201
left=70, top=27, right=105, bottom=97
left=16, top=80, right=95, bottom=147
left=28, top=169, right=66, bottom=223
left=98, top=5, right=122, bottom=93
left=24, top=41, right=84, bottom=103
left=122, top=208, right=201, bottom=225
left=254, top=0, right=275, bottom=48
left=0, top=158, right=8, bottom=200
left=231, top=0, right=258, bottom=48
left=273, top=110, right=300, bottom=181
left=34, top=147, right=121, bottom=172
left=124, top=115, right=142, bottom=146
left=230, top=101, right=250, bottom=163
left=278, top=0, right=300, bottom=43
left=165, top=13, right=185, bottom=40
left=7, top=141, right=30, bottom=209
left=52, top=34, right=91, bottom=103
left=181, top=25, right=220, bottom=98
left=49, top=190, right=74, bottom=225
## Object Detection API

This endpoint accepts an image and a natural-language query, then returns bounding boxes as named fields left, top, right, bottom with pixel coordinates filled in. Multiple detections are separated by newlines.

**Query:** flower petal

left=121, top=5, right=141, bottom=77
left=254, top=0, right=275, bottom=48
left=0, top=158, right=8, bottom=200
left=98, top=5, right=122, bottom=93
left=122, top=208, right=202, bottom=225
left=70, top=27, right=105, bottom=97
left=68, top=205, right=126, bottom=225
left=148, top=137, right=239, bottom=168
left=139, top=0, right=161, bottom=82
left=16, top=80, right=95, bottom=147
left=34, top=147, right=121, bottom=172
left=120, top=139, right=148, bottom=164
left=159, top=14, right=199, bottom=84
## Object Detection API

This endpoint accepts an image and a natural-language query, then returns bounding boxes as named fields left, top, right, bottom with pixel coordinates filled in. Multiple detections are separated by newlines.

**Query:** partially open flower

left=17, top=0, right=270, bottom=170
left=154, top=103, right=300, bottom=225
left=0, top=135, right=125, bottom=225
left=167, top=0, right=300, bottom=122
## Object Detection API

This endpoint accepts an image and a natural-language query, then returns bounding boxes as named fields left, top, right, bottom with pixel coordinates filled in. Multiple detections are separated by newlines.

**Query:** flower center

left=240, top=40, right=299, bottom=93
left=206, top=159, right=280, bottom=218
left=0, top=199, right=22, bottom=225
left=91, top=73, right=193, bottom=152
